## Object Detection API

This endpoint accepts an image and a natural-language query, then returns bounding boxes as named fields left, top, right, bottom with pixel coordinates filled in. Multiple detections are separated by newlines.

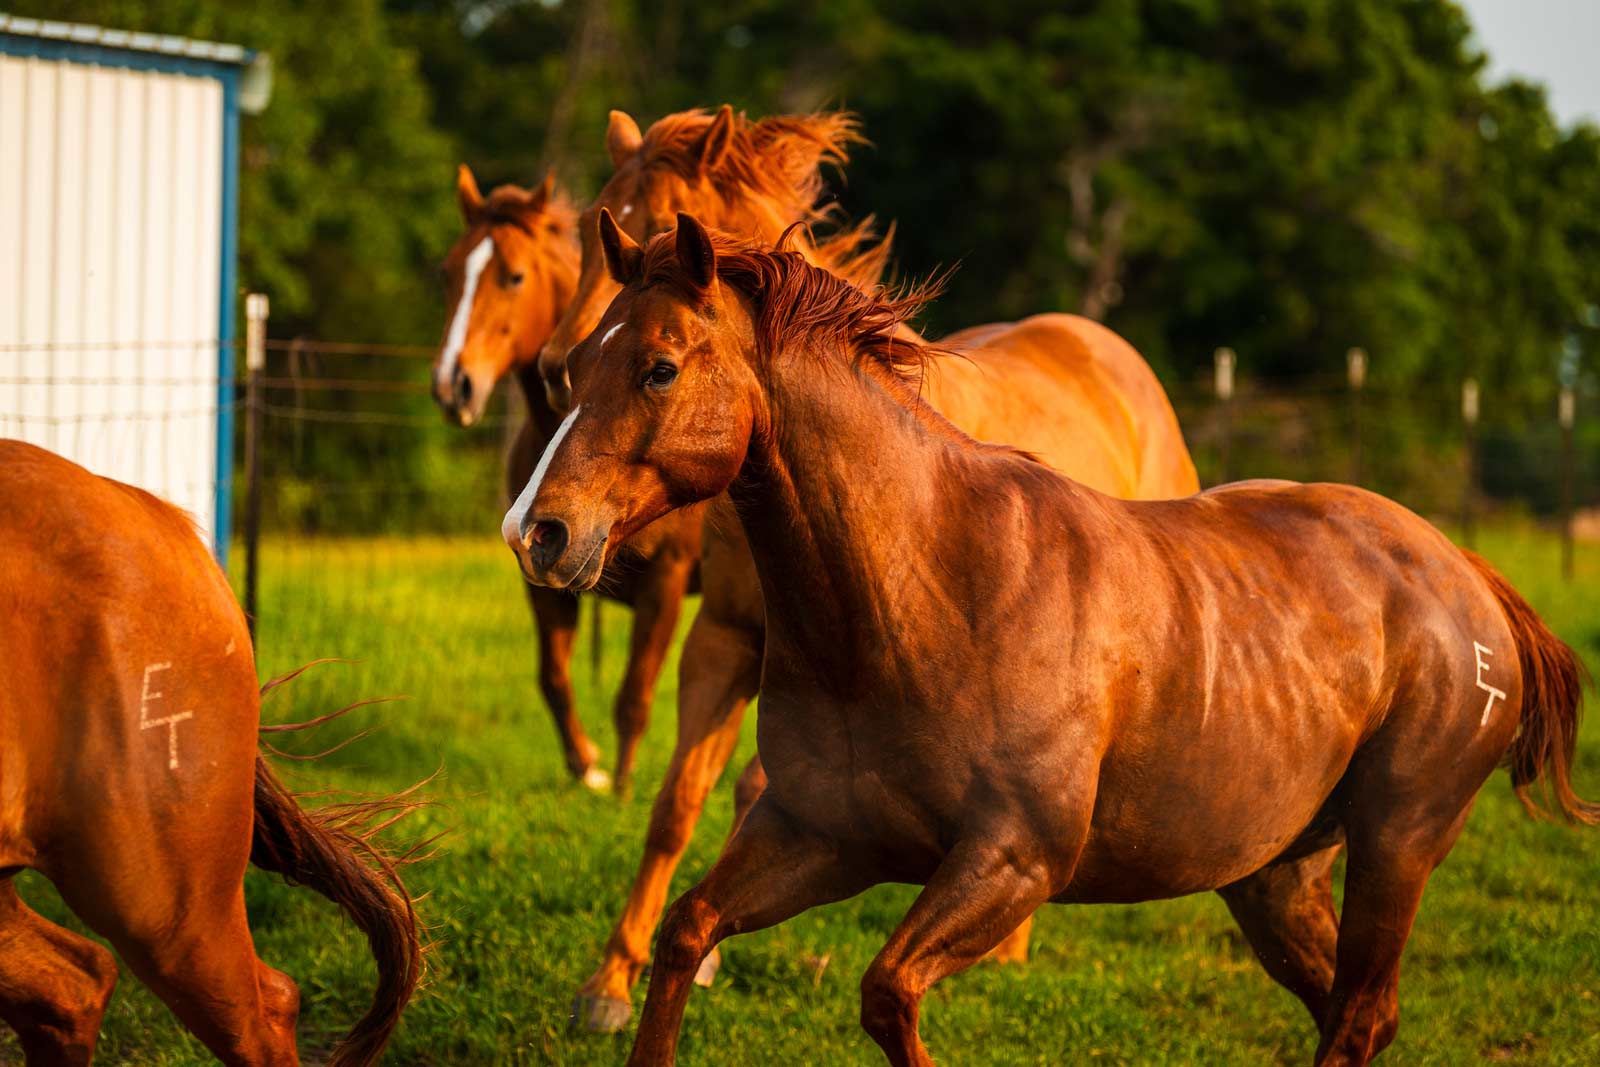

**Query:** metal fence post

left=1461, top=378, right=1479, bottom=550
left=1560, top=385, right=1575, bottom=583
left=1347, top=347, right=1367, bottom=485
left=243, top=293, right=268, bottom=644
left=591, top=597, right=604, bottom=692
left=1214, top=347, right=1236, bottom=485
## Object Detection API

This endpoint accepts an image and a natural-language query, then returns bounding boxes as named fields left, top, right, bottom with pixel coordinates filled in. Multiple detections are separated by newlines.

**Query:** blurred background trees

left=16, top=0, right=1600, bottom=518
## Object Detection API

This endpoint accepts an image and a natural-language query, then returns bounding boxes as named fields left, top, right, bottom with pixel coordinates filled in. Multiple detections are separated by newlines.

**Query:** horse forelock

left=640, top=109, right=863, bottom=232
left=640, top=228, right=939, bottom=388
left=482, top=183, right=578, bottom=240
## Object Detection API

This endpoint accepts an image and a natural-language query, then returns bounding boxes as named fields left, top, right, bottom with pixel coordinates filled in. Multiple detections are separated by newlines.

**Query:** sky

left=1458, top=0, right=1600, bottom=126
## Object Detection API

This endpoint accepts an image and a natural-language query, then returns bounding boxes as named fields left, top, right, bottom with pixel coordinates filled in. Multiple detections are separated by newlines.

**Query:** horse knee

left=1371, top=989, right=1400, bottom=1055
left=655, top=897, right=715, bottom=977
left=859, top=964, right=917, bottom=1045
left=257, top=962, right=300, bottom=1041
left=7, top=942, right=117, bottom=1063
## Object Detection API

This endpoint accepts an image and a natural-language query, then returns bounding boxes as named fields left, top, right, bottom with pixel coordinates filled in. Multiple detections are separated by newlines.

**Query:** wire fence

left=3, top=314, right=1595, bottom=671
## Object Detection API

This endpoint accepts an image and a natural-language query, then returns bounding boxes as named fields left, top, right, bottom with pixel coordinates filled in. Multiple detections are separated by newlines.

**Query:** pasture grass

left=5, top=521, right=1598, bottom=1066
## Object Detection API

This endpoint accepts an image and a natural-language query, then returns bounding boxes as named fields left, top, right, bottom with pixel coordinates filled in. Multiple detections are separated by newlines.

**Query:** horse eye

left=643, top=362, right=679, bottom=389
left=507, top=272, right=525, bottom=287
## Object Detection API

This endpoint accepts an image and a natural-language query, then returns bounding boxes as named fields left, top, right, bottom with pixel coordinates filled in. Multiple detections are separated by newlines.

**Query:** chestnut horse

left=538, top=106, right=1198, bottom=1030
left=0, top=440, right=422, bottom=1067
left=507, top=219, right=1597, bottom=1067
left=433, top=164, right=703, bottom=791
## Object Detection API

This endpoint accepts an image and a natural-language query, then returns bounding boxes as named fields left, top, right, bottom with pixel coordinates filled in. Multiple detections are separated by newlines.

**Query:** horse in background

left=508, top=219, right=1597, bottom=1067
left=433, top=164, right=704, bottom=791
left=539, top=106, right=1199, bottom=1032
left=0, top=440, right=423, bottom=1067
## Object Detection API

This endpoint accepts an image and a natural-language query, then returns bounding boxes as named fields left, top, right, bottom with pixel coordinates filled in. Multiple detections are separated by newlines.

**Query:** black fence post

left=1214, top=347, right=1235, bottom=485
left=1347, top=347, right=1367, bottom=485
left=1461, top=378, right=1478, bottom=550
left=243, top=293, right=268, bottom=645
left=591, top=596, right=604, bottom=692
left=1560, top=385, right=1575, bottom=583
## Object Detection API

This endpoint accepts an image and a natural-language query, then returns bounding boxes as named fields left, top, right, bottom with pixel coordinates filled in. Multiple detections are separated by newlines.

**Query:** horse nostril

left=457, top=371, right=474, bottom=407
left=525, top=518, right=570, bottom=570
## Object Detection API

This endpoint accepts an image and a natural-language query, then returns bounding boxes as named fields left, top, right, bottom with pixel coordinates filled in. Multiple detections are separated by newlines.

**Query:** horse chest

left=756, top=689, right=964, bottom=857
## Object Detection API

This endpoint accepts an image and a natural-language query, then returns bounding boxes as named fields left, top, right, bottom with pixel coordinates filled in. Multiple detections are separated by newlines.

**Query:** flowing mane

left=640, top=109, right=862, bottom=230
left=642, top=226, right=937, bottom=384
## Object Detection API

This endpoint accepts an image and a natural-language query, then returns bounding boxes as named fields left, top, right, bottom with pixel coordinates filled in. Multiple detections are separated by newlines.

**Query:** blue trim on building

left=0, top=30, right=246, bottom=562
left=0, top=32, right=246, bottom=81
left=214, top=68, right=240, bottom=566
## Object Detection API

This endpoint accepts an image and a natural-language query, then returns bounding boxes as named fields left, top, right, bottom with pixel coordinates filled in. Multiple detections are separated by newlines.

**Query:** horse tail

left=1464, top=549, right=1599, bottom=824
left=250, top=755, right=425, bottom=1066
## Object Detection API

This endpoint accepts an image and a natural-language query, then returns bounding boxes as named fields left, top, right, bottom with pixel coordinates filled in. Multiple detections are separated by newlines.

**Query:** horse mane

left=482, top=182, right=578, bottom=241
left=640, top=108, right=862, bottom=231
left=642, top=226, right=939, bottom=384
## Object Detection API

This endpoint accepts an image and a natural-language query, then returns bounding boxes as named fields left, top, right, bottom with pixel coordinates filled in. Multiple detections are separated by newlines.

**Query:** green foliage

left=20, top=0, right=1600, bottom=514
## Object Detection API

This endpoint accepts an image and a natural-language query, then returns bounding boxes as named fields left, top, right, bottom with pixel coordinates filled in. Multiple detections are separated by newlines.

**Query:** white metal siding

left=0, top=53, right=223, bottom=542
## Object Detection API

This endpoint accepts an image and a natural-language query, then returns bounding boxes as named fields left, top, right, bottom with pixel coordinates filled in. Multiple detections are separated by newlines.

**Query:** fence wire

left=3, top=335, right=1594, bottom=671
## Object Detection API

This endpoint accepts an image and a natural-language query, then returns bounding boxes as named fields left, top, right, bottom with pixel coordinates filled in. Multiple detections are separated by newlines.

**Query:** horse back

left=929, top=313, right=1197, bottom=500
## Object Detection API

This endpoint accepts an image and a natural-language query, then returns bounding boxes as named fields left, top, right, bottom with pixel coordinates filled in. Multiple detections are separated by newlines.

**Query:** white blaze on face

left=436, top=236, right=496, bottom=390
left=601, top=323, right=624, bottom=348
left=502, top=405, right=584, bottom=549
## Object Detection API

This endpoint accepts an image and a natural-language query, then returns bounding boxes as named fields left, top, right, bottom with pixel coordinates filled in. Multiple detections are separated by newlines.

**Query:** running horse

left=536, top=106, right=1199, bottom=1030
left=0, top=440, right=422, bottom=1067
left=508, top=220, right=1597, bottom=1066
left=433, top=164, right=701, bottom=791
left=435, top=162, right=887, bottom=791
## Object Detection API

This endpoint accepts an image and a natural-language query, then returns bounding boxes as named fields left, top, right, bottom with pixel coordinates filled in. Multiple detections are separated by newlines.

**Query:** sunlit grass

left=5, top=522, right=1597, bottom=1065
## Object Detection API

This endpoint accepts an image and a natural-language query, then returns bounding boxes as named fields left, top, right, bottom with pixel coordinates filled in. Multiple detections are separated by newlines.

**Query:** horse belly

left=1061, top=704, right=1364, bottom=903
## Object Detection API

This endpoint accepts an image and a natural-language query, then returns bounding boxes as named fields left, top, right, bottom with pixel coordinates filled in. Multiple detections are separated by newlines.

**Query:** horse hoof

left=571, top=992, right=633, bottom=1034
left=581, top=766, right=613, bottom=793
left=693, top=947, right=720, bottom=988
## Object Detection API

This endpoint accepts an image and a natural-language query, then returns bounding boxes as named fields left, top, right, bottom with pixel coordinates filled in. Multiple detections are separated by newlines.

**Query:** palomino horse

left=0, top=440, right=423, bottom=1067
left=434, top=164, right=703, bottom=791
left=537, top=106, right=1198, bottom=1030
left=507, top=219, right=1597, bottom=1067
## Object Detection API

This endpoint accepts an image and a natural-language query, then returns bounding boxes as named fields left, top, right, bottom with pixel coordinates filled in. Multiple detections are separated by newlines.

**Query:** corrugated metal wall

left=0, top=52, right=223, bottom=542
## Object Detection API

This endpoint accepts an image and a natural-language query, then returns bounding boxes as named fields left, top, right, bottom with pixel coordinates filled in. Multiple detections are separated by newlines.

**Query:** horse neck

left=512, top=240, right=580, bottom=409
left=732, top=352, right=979, bottom=675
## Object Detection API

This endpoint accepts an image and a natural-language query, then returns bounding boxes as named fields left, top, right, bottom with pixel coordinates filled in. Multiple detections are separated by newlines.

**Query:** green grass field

left=5, top=523, right=1598, bottom=1066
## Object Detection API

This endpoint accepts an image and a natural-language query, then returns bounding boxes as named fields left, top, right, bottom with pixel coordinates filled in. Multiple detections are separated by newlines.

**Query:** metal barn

left=0, top=16, right=270, bottom=558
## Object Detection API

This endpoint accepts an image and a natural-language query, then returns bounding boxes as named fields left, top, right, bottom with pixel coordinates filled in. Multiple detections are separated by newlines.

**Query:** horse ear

left=675, top=212, right=717, bottom=290
left=528, top=170, right=555, bottom=212
left=456, top=164, right=484, bottom=222
left=697, top=105, right=735, bottom=172
left=606, top=110, right=643, bottom=167
left=599, top=207, right=643, bottom=285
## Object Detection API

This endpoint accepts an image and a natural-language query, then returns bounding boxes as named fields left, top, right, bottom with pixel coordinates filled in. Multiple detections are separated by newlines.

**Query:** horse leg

left=729, top=753, right=766, bottom=835
left=1311, top=842, right=1437, bottom=1067
left=58, top=876, right=298, bottom=1067
left=573, top=609, right=761, bottom=1033
left=0, top=880, right=118, bottom=1066
left=625, top=800, right=873, bottom=1067
left=858, top=837, right=1062, bottom=1067
left=526, top=584, right=605, bottom=787
left=983, top=917, right=1034, bottom=965
left=1217, top=844, right=1343, bottom=1027
left=610, top=551, right=696, bottom=793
